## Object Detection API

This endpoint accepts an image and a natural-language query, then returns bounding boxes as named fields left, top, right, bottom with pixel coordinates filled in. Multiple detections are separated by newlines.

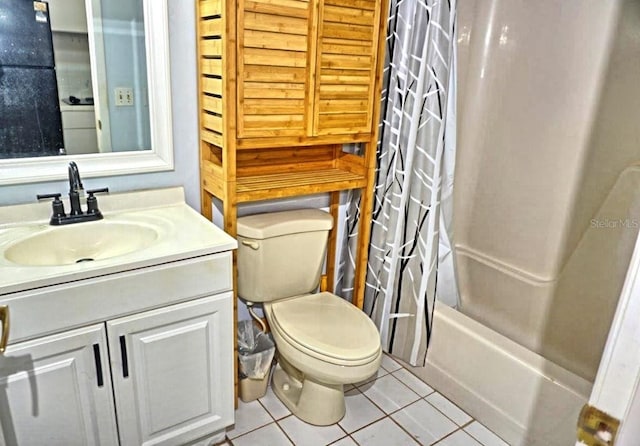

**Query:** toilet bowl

left=265, top=292, right=382, bottom=425
left=237, top=209, right=382, bottom=425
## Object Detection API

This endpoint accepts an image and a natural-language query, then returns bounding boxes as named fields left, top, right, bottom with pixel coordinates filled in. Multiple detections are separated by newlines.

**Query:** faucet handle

left=36, top=193, right=62, bottom=201
left=86, top=188, right=109, bottom=196
left=36, top=193, right=66, bottom=220
left=86, top=188, right=109, bottom=216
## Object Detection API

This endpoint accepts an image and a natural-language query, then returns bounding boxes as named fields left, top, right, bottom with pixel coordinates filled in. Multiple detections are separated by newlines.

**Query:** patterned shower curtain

left=336, top=0, right=457, bottom=366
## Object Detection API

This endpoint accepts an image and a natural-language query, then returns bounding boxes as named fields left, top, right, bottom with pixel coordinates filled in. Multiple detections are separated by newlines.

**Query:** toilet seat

left=267, top=292, right=381, bottom=367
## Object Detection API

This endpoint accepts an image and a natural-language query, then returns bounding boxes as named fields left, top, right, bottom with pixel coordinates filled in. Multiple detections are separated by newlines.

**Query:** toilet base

left=271, top=362, right=345, bottom=426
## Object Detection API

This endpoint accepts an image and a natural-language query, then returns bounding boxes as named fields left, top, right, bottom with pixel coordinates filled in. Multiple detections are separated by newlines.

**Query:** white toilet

left=237, top=209, right=382, bottom=425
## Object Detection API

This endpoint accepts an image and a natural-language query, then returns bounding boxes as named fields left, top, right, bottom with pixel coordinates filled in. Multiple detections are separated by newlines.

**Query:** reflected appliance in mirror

left=0, top=0, right=64, bottom=158
left=0, top=0, right=173, bottom=185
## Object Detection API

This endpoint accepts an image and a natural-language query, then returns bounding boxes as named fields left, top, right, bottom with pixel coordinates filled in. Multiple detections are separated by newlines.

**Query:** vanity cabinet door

left=107, top=293, right=234, bottom=446
left=0, top=325, right=118, bottom=446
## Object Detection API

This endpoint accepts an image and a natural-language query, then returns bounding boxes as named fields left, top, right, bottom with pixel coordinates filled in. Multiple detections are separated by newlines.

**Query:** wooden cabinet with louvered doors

left=198, top=0, right=388, bottom=334
left=198, top=0, right=389, bottom=296
left=235, top=0, right=382, bottom=141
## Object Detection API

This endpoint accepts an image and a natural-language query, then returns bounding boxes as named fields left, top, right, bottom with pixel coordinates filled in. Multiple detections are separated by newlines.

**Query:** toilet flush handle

left=241, top=240, right=260, bottom=250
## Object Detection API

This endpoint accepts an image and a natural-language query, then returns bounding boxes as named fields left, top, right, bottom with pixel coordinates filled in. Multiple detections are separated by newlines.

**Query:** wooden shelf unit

left=202, top=146, right=368, bottom=202
left=197, top=0, right=388, bottom=300
left=196, top=0, right=389, bottom=401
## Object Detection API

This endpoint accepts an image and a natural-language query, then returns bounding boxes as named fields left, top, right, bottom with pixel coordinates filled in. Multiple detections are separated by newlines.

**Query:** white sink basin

left=5, top=221, right=158, bottom=266
left=0, top=187, right=237, bottom=295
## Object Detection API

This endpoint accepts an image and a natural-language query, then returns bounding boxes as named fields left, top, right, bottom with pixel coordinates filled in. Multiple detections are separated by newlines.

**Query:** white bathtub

left=406, top=303, right=592, bottom=446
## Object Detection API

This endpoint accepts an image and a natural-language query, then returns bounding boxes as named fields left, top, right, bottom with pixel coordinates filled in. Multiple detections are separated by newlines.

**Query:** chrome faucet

left=36, top=162, right=109, bottom=225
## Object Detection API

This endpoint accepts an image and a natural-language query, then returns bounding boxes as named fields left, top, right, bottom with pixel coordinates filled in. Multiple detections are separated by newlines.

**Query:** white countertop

left=0, top=187, right=237, bottom=295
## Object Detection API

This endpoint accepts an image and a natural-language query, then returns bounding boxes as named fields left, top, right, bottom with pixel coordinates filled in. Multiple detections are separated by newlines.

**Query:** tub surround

left=422, top=0, right=640, bottom=443
left=455, top=0, right=637, bottom=382
left=413, top=303, right=591, bottom=446
left=455, top=165, right=640, bottom=382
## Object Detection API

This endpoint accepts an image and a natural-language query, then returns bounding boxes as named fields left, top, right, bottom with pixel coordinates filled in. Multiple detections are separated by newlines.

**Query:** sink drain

left=76, top=258, right=95, bottom=263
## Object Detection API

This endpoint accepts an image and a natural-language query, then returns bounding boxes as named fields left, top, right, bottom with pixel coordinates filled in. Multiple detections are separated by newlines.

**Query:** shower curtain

left=336, top=0, right=457, bottom=366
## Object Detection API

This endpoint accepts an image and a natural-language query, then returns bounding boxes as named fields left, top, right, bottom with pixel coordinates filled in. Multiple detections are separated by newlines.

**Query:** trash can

left=237, top=319, right=275, bottom=402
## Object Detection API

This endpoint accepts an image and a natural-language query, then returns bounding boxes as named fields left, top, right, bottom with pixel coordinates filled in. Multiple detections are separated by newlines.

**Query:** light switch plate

left=114, top=87, right=134, bottom=106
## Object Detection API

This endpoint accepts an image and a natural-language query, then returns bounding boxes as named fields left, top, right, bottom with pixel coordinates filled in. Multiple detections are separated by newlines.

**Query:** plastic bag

left=237, top=319, right=275, bottom=380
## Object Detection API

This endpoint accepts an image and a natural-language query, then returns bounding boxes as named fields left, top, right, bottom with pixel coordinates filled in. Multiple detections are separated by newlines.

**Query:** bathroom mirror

left=0, top=0, right=173, bottom=185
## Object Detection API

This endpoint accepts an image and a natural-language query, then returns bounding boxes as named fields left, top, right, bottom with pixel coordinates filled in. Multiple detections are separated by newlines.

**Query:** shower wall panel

left=454, top=0, right=640, bottom=380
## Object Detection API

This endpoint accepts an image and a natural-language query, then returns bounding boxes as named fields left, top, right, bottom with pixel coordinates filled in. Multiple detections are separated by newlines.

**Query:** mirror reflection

left=0, top=0, right=151, bottom=159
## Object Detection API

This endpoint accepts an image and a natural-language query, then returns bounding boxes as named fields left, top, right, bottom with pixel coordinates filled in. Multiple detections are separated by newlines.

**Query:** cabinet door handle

left=119, top=335, right=129, bottom=378
left=93, top=344, right=104, bottom=387
left=0, top=305, right=9, bottom=354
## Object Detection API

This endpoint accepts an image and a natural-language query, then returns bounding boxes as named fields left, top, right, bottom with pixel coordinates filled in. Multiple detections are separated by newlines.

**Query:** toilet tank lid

left=237, top=209, right=333, bottom=239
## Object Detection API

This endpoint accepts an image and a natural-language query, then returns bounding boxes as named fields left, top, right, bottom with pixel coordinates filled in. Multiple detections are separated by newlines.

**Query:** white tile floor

left=223, top=354, right=510, bottom=446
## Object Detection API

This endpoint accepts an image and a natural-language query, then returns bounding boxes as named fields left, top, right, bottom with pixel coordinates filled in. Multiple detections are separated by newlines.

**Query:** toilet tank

left=236, top=209, right=334, bottom=302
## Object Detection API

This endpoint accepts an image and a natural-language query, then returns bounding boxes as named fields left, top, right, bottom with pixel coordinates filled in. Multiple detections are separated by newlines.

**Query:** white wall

left=0, top=0, right=200, bottom=210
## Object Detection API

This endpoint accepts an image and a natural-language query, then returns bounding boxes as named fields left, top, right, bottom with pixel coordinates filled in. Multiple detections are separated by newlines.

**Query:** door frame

left=84, top=0, right=112, bottom=153
left=583, top=228, right=640, bottom=443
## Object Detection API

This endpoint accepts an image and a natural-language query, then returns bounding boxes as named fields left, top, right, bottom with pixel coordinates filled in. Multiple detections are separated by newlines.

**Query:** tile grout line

left=422, top=396, right=473, bottom=430
left=434, top=427, right=466, bottom=445
left=386, top=413, right=425, bottom=445
left=353, top=373, right=466, bottom=430
left=274, top=416, right=297, bottom=445
left=225, top=398, right=277, bottom=443
left=276, top=413, right=350, bottom=445
left=347, top=373, right=478, bottom=445
left=463, top=420, right=511, bottom=446
left=227, top=357, right=506, bottom=446
left=354, top=370, right=422, bottom=407
left=232, top=390, right=465, bottom=444
left=342, top=386, right=426, bottom=444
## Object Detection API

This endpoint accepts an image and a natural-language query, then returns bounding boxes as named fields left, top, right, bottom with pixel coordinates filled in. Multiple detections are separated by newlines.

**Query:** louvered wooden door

left=237, top=0, right=312, bottom=139
left=236, top=0, right=382, bottom=141
left=314, top=0, right=381, bottom=135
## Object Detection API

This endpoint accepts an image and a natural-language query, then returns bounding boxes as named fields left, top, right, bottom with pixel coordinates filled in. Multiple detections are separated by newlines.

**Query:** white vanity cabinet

left=0, top=324, right=118, bottom=446
left=0, top=293, right=233, bottom=446
left=0, top=188, right=237, bottom=446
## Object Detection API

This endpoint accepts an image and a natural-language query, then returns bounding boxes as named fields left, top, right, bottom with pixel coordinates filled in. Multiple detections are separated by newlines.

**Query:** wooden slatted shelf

left=200, top=160, right=367, bottom=202
left=236, top=168, right=366, bottom=201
